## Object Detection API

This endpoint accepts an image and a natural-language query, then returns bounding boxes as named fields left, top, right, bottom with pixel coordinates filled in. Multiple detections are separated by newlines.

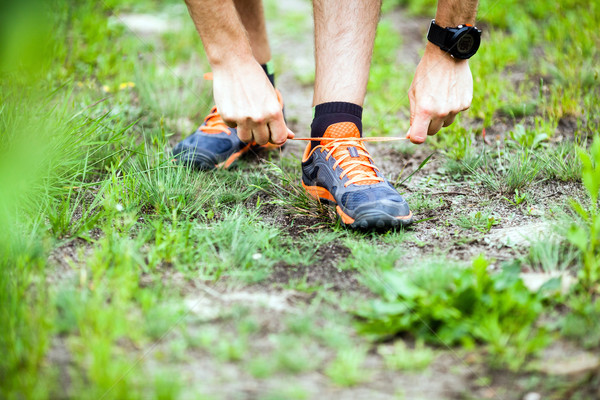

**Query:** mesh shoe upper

left=172, top=106, right=248, bottom=170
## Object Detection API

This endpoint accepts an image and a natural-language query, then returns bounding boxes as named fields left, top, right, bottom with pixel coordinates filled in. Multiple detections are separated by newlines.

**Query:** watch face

left=457, top=34, right=474, bottom=54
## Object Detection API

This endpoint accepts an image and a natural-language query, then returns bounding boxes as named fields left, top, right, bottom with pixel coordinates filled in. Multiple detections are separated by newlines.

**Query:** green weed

left=455, top=210, right=499, bottom=233
left=503, top=188, right=529, bottom=206
left=540, top=142, right=582, bottom=182
left=406, top=192, right=444, bottom=213
left=560, top=136, right=600, bottom=349
left=358, top=257, right=553, bottom=370
left=524, top=237, right=579, bottom=273
left=462, top=148, right=542, bottom=194
left=508, top=124, right=548, bottom=149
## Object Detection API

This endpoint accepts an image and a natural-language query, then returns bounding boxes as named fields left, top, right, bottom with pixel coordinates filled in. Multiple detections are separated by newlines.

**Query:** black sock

left=310, top=102, right=363, bottom=148
left=261, top=62, right=275, bottom=86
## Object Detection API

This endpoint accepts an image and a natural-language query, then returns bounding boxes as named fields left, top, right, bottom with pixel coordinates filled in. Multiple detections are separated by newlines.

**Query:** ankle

left=261, top=61, right=275, bottom=86
left=310, top=102, right=363, bottom=147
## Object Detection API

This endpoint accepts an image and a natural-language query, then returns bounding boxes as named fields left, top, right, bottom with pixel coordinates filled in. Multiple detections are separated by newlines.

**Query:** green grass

left=1, top=0, right=600, bottom=398
left=454, top=210, right=500, bottom=233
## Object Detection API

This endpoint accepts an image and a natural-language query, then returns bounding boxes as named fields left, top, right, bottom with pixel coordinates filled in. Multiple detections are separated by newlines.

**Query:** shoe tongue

left=320, top=122, right=379, bottom=186
left=322, top=122, right=361, bottom=139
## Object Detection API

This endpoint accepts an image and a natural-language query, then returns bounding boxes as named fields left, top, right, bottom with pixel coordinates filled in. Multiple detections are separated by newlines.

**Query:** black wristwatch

left=427, top=19, right=481, bottom=59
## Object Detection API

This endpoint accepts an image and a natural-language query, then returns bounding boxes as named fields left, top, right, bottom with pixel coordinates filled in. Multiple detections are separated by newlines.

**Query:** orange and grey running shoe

left=173, top=91, right=284, bottom=170
left=301, top=122, right=413, bottom=229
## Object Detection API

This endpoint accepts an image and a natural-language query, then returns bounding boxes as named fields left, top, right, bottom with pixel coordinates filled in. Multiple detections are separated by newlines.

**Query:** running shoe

left=173, top=91, right=284, bottom=170
left=301, top=122, right=413, bottom=229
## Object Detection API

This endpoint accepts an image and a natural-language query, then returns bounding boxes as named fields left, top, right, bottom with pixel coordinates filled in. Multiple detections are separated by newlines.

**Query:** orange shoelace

left=321, top=139, right=382, bottom=186
left=199, top=106, right=231, bottom=135
left=298, top=136, right=407, bottom=187
left=299, top=122, right=409, bottom=187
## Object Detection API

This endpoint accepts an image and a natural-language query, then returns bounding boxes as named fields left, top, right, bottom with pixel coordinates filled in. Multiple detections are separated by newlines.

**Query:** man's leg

left=310, top=0, right=380, bottom=142
left=233, top=0, right=271, bottom=66
left=312, top=0, right=380, bottom=106
left=302, top=0, right=412, bottom=229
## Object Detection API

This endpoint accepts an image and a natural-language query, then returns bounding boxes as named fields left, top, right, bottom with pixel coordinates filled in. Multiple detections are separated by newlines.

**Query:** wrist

left=207, top=47, right=254, bottom=69
left=423, top=42, right=468, bottom=64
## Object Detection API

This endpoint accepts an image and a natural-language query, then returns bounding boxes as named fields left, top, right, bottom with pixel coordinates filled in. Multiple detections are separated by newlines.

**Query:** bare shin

left=312, top=0, right=381, bottom=106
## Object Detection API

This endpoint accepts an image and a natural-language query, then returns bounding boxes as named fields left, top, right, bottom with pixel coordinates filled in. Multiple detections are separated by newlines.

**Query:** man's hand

left=212, top=60, right=292, bottom=145
left=407, top=42, right=473, bottom=144
left=183, top=0, right=292, bottom=145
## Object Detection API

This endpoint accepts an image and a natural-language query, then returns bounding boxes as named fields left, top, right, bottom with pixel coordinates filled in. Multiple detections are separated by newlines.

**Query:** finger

left=267, top=115, right=289, bottom=145
left=221, top=113, right=237, bottom=128
left=287, top=128, right=295, bottom=139
left=408, top=113, right=431, bottom=144
left=443, top=113, right=457, bottom=127
left=252, top=122, right=270, bottom=145
left=237, top=122, right=252, bottom=143
left=427, top=117, right=444, bottom=136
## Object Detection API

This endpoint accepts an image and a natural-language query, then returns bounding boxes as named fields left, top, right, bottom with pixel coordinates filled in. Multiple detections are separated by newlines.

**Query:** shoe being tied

left=173, top=91, right=284, bottom=170
left=301, top=122, right=413, bottom=229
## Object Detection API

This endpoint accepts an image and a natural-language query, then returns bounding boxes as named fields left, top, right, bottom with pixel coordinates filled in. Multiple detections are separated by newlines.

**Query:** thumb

left=408, top=114, right=430, bottom=144
left=409, top=95, right=416, bottom=127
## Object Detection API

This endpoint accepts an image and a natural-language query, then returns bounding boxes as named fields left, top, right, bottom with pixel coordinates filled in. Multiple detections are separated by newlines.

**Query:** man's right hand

left=212, top=60, right=293, bottom=146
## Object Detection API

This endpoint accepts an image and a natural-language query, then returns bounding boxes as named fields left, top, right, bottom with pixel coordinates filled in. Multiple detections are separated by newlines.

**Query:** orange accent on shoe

left=301, top=182, right=336, bottom=203
left=336, top=206, right=355, bottom=225
left=302, top=122, right=383, bottom=187
left=217, top=143, right=252, bottom=168
left=203, top=72, right=213, bottom=80
left=395, top=212, right=413, bottom=221
left=199, top=106, right=230, bottom=135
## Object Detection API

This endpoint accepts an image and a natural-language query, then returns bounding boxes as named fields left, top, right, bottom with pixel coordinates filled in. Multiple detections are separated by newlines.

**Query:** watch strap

left=427, top=19, right=451, bottom=50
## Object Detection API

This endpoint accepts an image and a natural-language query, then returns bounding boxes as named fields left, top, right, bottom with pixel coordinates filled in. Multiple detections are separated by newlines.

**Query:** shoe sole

left=302, top=182, right=413, bottom=230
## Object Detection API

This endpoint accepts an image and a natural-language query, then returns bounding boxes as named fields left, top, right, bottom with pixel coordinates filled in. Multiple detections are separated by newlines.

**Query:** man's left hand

left=407, top=42, right=473, bottom=144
